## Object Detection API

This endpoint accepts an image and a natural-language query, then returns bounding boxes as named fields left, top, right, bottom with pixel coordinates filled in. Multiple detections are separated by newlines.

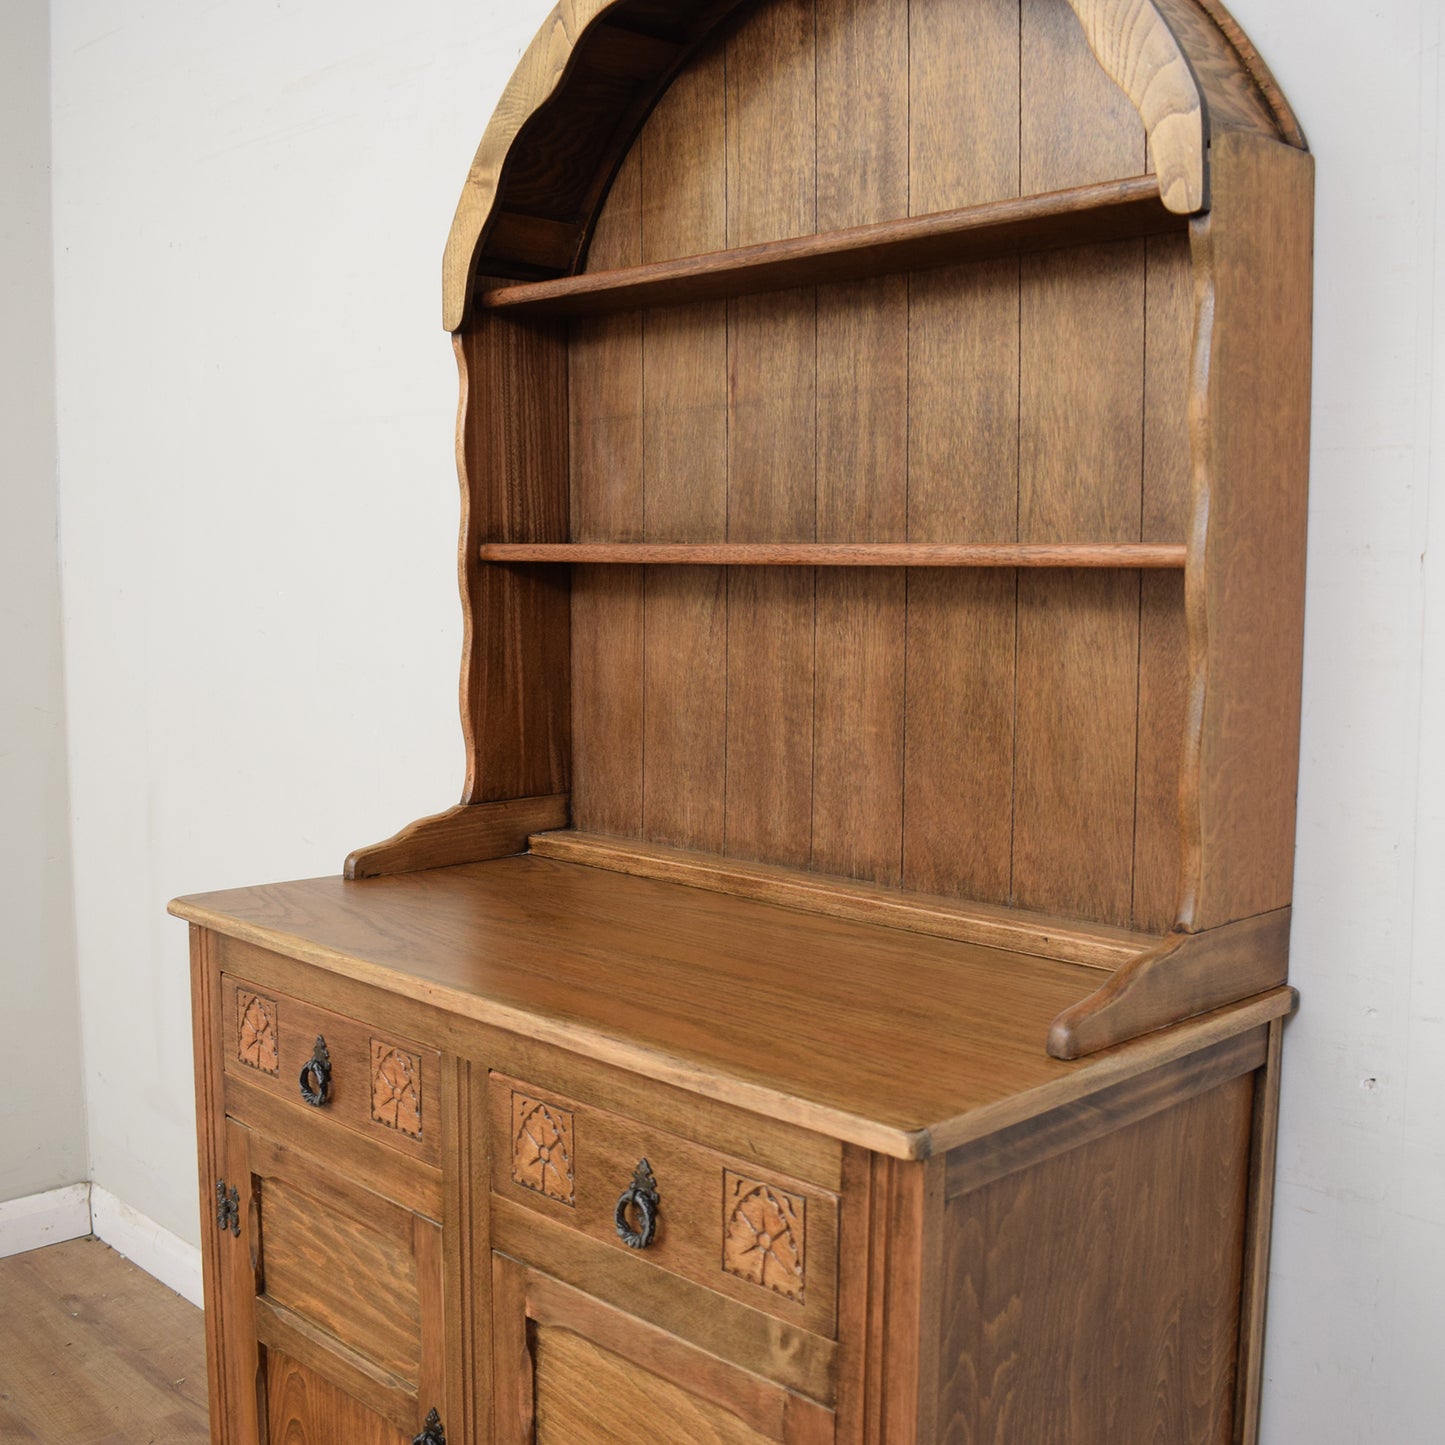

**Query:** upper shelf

left=479, top=541, right=1187, bottom=568
left=476, top=177, right=1187, bottom=319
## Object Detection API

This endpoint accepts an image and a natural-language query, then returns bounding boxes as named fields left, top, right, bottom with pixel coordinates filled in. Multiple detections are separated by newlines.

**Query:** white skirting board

left=90, top=1185, right=204, bottom=1308
left=0, top=1182, right=203, bottom=1309
left=0, top=1182, right=92, bottom=1258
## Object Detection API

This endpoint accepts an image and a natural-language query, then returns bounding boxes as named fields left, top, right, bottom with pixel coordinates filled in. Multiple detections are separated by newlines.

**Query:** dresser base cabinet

left=181, top=867, right=1289, bottom=1445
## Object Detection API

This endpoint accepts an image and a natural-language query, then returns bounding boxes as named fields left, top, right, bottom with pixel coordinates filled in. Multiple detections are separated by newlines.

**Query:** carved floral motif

left=236, top=990, right=278, bottom=1075
left=370, top=1041, right=423, bottom=1137
left=511, top=1093, right=575, bottom=1205
left=722, top=1171, right=806, bottom=1303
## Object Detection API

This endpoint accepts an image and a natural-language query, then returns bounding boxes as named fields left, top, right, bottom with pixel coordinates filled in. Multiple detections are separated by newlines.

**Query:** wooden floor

left=0, top=1236, right=209, bottom=1443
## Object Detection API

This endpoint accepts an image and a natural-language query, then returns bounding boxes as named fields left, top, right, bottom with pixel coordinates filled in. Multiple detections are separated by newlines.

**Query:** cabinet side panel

left=459, top=317, right=571, bottom=804
left=937, top=1072, right=1254, bottom=1443
left=1181, top=133, right=1313, bottom=930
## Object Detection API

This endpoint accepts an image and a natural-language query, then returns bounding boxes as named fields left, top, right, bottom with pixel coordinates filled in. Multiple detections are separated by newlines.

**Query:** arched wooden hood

left=441, top=0, right=1304, bottom=330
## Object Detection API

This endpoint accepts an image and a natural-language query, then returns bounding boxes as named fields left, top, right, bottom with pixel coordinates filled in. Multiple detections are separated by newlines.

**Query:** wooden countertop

left=171, top=854, right=1292, bottom=1158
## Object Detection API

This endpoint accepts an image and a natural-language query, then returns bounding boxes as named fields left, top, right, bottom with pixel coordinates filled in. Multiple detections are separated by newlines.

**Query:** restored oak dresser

left=174, top=2, right=1312, bottom=1441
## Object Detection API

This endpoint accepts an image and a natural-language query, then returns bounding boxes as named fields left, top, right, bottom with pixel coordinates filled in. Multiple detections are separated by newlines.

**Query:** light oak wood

left=345, top=795, right=568, bottom=879
left=437, top=0, right=1313, bottom=326
left=479, top=178, right=1181, bottom=317
left=528, top=827, right=1155, bottom=967
left=1178, top=130, right=1315, bottom=931
left=1235, top=1015, right=1286, bottom=1445
left=174, top=857, right=1292, bottom=1159
left=489, top=1070, right=840, bottom=1336
left=937, top=1072, right=1255, bottom=1442
left=481, top=540, right=1187, bottom=567
left=492, top=1200, right=838, bottom=1405
left=1047, top=906, right=1293, bottom=1059
left=495, top=1261, right=835, bottom=1445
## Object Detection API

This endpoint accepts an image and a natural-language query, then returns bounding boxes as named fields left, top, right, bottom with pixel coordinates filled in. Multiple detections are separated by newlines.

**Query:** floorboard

left=0, top=1236, right=208, bottom=1443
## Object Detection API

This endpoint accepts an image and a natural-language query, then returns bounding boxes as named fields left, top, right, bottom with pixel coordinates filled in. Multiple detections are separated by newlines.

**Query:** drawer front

left=223, top=973, right=441, bottom=1167
left=489, top=1072, right=838, bottom=1338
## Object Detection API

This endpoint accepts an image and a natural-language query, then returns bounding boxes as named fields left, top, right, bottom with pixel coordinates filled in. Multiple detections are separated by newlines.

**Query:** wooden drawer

left=222, top=973, right=441, bottom=1168
left=489, top=1072, right=839, bottom=1338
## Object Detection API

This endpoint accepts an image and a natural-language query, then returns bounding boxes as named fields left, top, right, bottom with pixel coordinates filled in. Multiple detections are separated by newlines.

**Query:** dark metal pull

left=215, top=1179, right=240, bottom=1235
left=614, top=1157, right=659, bottom=1249
left=412, top=1407, right=445, bottom=1445
left=298, top=1035, right=332, bottom=1107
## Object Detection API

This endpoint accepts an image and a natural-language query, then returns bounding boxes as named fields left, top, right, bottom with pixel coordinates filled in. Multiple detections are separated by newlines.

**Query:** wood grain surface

left=265, top=1349, right=411, bottom=1445
left=489, top=1071, right=840, bottom=1336
left=937, top=1073, right=1255, bottom=1443
left=479, top=178, right=1181, bottom=317
left=172, top=857, right=1292, bottom=1157
left=528, top=828, right=1155, bottom=967
left=481, top=541, right=1187, bottom=566
left=344, top=796, right=569, bottom=880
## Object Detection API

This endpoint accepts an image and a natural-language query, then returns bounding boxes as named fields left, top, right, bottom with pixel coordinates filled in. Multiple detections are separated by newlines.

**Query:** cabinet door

left=216, top=1118, right=449, bottom=1445
left=492, top=1253, right=833, bottom=1445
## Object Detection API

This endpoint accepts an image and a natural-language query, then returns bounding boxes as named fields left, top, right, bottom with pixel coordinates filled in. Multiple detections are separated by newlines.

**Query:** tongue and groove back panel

left=555, top=0, right=1193, bottom=935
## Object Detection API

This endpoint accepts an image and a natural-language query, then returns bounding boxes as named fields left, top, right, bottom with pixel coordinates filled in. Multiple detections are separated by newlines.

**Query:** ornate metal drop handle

left=614, top=1158, right=659, bottom=1249
left=298, top=1035, right=332, bottom=1107
left=412, top=1407, right=445, bottom=1445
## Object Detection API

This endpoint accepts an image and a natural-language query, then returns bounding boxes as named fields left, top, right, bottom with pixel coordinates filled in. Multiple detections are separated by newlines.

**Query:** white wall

left=1231, top=3, right=1445, bottom=1439
left=49, top=0, right=550, bottom=1243
left=0, top=0, right=88, bottom=1204
left=43, top=0, right=1445, bottom=1439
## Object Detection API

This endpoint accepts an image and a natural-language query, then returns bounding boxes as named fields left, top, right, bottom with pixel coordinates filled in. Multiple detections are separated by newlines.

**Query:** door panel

left=492, top=1252, right=834, bottom=1445
left=267, top=1349, right=412, bottom=1445
left=222, top=1117, right=448, bottom=1443
left=534, top=1326, right=775, bottom=1444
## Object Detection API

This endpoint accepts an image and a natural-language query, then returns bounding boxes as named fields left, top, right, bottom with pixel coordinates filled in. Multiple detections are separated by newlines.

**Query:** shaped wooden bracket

left=1046, top=907, right=1292, bottom=1059
left=345, top=794, right=569, bottom=879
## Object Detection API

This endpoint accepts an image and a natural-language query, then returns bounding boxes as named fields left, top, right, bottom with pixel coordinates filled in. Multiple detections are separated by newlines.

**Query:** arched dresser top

left=441, top=0, right=1305, bottom=330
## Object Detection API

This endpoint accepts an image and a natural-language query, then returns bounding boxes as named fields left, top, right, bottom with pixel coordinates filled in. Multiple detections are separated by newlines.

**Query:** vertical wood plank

left=1014, top=240, right=1144, bottom=925
left=413, top=1216, right=446, bottom=1431
left=1133, top=230, right=1194, bottom=931
left=460, top=316, right=571, bottom=804
left=904, top=262, right=1019, bottom=902
left=224, top=1119, right=263, bottom=1444
left=639, top=46, right=730, bottom=851
left=909, top=0, right=1020, bottom=216
left=571, top=148, right=644, bottom=836
left=812, top=0, right=908, bottom=885
left=903, top=0, right=1020, bottom=904
left=725, top=0, right=817, bottom=865
left=189, top=927, right=233, bottom=1444
left=1234, top=1018, right=1285, bottom=1445
left=1020, top=0, right=1148, bottom=194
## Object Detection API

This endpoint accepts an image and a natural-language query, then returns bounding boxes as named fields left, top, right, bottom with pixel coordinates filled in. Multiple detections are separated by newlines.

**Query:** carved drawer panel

left=488, top=1072, right=839, bottom=1338
left=221, top=974, right=441, bottom=1168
